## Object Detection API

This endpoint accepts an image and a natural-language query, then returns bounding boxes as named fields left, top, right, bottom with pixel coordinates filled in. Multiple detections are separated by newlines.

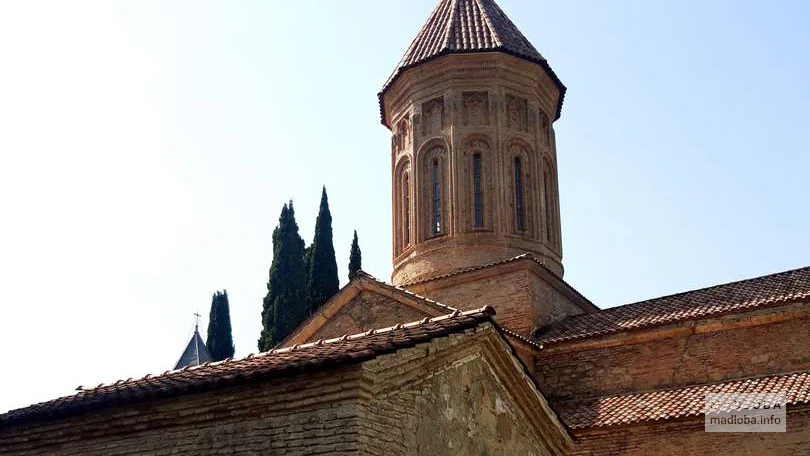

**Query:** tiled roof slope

left=1, top=307, right=495, bottom=426
left=558, top=370, right=810, bottom=429
left=537, top=265, right=810, bottom=345
left=396, top=0, right=544, bottom=71
left=379, top=0, right=566, bottom=124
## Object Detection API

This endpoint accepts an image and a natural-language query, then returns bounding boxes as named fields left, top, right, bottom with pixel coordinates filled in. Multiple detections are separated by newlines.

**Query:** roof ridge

left=537, top=264, right=810, bottom=344
left=4, top=307, right=499, bottom=426
left=499, top=326, right=543, bottom=350
left=359, top=270, right=459, bottom=313
left=398, top=253, right=533, bottom=286
left=440, top=0, right=459, bottom=51
left=562, top=264, right=810, bottom=318
left=398, top=253, right=596, bottom=310
left=475, top=0, right=502, bottom=47
left=258, top=306, right=493, bottom=357
left=77, top=307, right=494, bottom=393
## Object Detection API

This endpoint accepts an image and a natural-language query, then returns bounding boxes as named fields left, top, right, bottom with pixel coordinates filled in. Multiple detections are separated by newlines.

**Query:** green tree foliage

left=306, top=187, right=339, bottom=315
left=348, top=230, right=362, bottom=279
left=206, top=290, right=235, bottom=361
left=259, top=202, right=308, bottom=351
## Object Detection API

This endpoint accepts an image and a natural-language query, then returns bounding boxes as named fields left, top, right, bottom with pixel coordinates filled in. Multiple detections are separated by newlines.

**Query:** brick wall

left=0, top=326, right=567, bottom=456
left=419, top=267, right=537, bottom=335
left=571, top=408, right=810, bottom=456
left=536, top=307, right=810, bottom=400
left=393, top=236, right=562, bottom=285
left=407, top=261, right=586, bottom=337
left=0, top=369, right=366, bottom=456
left=306, top=291, right=429, bottom=342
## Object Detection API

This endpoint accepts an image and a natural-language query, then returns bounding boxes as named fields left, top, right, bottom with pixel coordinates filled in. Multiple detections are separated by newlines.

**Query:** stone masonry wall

left=359, top=329, right=563, bottom=456
left=0, top=327, right=567, bottom=456
left=571, top=408, right=810, bottom=456
left=0, top=369, right=366, bottom=456
left=536, top=310, right=810, bottom=400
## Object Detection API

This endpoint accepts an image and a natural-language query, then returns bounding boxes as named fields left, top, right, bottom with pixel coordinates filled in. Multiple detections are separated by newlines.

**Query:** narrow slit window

left=473, top=154, right=483, bottom=228
left=544, top=169, right=553, bottom=242
left=515, top=158, right=525, bottom=232
left=432, top=159, right=442, bottom=234
left=403, top=174, right=410, bottom=246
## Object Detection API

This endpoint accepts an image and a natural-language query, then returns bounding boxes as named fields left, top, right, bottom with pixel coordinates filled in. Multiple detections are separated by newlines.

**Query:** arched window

left=514, top=157, right=525, bottom=232
left=508, top=144, right=533, bottom=236
left=403, top=173, right=410, bottom=246
left=473, top=153, right=483, bottom=228
left=431, top=158, right=442, bottom=234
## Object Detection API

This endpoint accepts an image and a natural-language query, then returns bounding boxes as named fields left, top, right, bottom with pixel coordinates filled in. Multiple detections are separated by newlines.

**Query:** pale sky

left=0, top=0, right=808, bottom=413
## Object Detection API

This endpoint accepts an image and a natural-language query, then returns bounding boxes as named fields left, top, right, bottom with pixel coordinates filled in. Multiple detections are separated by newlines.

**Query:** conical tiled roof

left=174, top=328, right=212, bottom=370
left=379, top=0, right=566, bottom=124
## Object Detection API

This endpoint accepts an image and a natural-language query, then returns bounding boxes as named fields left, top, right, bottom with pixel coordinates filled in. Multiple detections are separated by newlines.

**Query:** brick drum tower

left=380, top=0, right=567, bottom=287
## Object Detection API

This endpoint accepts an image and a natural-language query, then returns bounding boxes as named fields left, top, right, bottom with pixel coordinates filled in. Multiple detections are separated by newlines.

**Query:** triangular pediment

left=280, top=271, right=457, bottom=347
left=361, top=320, right=572, bottom=454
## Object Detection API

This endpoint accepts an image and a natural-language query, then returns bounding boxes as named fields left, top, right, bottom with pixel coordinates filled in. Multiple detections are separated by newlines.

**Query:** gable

left=281, top=272, right=457, bottom=347
left=307, top=291, right=432, bottom=342
left=361, top=323, right=571, bottom=455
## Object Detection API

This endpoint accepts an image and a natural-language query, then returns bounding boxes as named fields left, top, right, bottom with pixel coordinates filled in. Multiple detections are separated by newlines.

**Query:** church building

left=2, top=0, right=809, bottom=454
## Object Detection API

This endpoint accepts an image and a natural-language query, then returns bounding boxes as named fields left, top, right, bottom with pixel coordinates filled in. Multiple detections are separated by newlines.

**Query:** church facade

left=2, top=0, right=809, bottom=455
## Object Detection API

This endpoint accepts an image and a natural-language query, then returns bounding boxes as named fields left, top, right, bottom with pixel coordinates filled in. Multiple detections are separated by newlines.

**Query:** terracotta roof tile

left=557, top=371, right=810, bottom=429
left=379, top=0, right=566, bottom=125
left=500, top=326, right=543, bottom=350
left=537, top=265, right=810, bottom=344
left=394, top=0, right=543, bottom=70
left=0, top=307, right=495, bottom=426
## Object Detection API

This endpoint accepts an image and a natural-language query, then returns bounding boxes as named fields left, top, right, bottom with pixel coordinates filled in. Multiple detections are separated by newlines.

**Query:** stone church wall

left=570, top=407, right=810, bottom=455
left=0, top=327, right=567, bottom=456
left=0, top=369, right=367, bottom=456
left=536, top=304, right=810, bottom=400
left=358, top=330, right=564, bottom=455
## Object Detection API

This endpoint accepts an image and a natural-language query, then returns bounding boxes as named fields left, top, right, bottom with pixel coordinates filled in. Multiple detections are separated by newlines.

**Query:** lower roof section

left=537, top=265, right=810, bottom=345
left=557, top=370, right=810, bottom=430
left=0, top=307, right=495, bottom=427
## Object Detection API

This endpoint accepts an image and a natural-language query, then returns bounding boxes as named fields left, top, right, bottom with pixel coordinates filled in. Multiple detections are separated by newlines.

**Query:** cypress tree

left=259, top=202, right=308, bottom=351
left=306, top=187, right=339, bottom=315
left=206, top=290, right=235, bottom=361
left=348, top=230, right=362, bottom=279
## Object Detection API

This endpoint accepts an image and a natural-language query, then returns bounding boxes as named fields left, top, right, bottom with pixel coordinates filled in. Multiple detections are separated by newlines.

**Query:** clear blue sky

left=0, top=0, right=807, bottom=413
